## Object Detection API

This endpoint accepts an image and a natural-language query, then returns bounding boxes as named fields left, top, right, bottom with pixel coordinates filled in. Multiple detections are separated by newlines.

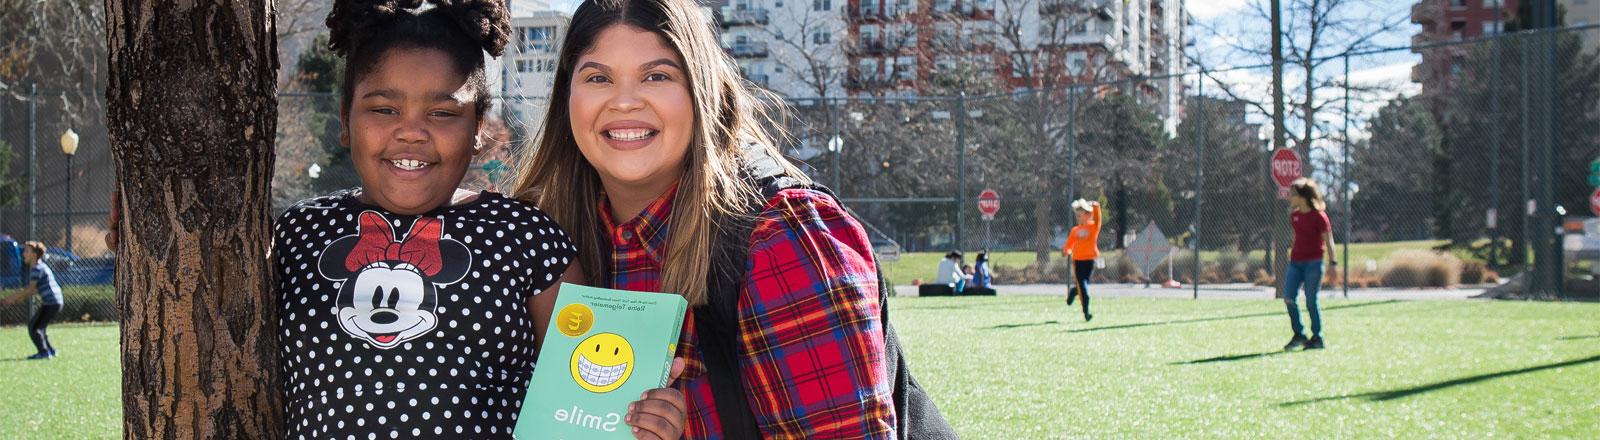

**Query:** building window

left=1066, top=52, right=1088, bottom=75
left=934, top=0, right=952, bottom=12
left=860, top=58, right=880, bottom=80
left=813, top=0, right=831, bottom=11
left=812, top=28, right=832, bottom=44
left=1449, top=0, right=1466, bottom=8
left=516, top=59, right=534, bottom=73
left=935, top=23, right=957, bottom=45
left=897, top=23, right=918, bottom=46
left=521, top=26, right=559, bottom=53
left=894, top=56, right=916, bottom=80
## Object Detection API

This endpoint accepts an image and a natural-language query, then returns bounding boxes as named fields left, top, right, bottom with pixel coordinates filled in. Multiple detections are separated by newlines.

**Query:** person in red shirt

left=1282, top=178, right=1338, bottom=351
left=509, top=0, right=896, bottom=437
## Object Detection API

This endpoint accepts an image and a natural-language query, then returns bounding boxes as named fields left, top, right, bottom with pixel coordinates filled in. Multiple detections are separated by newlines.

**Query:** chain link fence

left=1, top=25, right=1596, bottom=325
left=781, top=26, right=1600, bottom=297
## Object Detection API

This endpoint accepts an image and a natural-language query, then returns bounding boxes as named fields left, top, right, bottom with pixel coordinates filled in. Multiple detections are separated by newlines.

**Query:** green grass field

left=2, top=297, right=1597, bottom=438
left=882, top=240, right=1457, bottom=284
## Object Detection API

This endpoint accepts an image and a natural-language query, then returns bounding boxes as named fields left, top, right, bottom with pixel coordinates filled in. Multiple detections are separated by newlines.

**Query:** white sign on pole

left=1124, top=221, right=1172, bottom=278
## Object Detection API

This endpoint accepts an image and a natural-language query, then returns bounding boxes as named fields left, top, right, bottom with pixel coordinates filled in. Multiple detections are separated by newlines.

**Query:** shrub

left=1381, top=250, right=1461, bottom=288
left=1460, top=260, right=1497, bottom=285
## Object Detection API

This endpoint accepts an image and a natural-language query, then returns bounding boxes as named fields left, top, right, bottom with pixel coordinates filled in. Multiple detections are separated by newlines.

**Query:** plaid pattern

left=600, top=187, right=896, bottom=439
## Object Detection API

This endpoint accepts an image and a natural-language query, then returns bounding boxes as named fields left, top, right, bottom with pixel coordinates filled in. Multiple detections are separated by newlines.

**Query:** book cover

left=514, top=283, right=688, bottom=439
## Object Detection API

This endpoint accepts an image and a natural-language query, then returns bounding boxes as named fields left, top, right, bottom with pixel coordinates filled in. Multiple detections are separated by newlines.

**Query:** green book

left=514, top=283, right=688, bottom=439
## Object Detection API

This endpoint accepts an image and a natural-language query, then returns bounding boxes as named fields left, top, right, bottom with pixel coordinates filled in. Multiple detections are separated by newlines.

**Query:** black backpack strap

left=698, top=144, right=955, bottom=439
left=696, top=208, right=763, bottom=438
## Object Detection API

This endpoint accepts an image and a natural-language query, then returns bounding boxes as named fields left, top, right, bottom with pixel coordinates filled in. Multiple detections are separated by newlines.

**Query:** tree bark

left=106, top=1, right=282, bottom=438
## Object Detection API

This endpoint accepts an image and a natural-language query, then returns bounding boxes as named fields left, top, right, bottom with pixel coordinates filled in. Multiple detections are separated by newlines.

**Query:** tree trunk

left=107, top=2, right=282, bottom=438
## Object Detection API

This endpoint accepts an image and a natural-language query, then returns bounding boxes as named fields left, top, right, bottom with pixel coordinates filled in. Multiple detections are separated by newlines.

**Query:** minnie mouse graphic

left=317, top=211, right=470, bottom=349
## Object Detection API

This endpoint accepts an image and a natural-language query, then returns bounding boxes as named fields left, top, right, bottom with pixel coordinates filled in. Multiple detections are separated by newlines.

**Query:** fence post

left=955, top=92, right=967, bottom=250
left=1066, top=88, right=1078, bottom=208
left=1519, top=31, right=1531, bottom=284
left=26, top=84, right=37, bottom=243
left=1193, top=72, right=1204, bottom=300
left=1488, top=9, right=1504, bottom=270
left=1342, top=54, right=1351, bottom=299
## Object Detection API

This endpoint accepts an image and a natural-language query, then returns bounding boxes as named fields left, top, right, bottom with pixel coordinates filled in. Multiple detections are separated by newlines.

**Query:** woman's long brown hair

left=1290, top=177, right=1326, bottom=212
left=508, top=0, right=807, bottom=306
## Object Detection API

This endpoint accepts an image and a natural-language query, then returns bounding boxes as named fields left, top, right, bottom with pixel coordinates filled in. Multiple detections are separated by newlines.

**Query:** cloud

left=1188, top=0, right=1252, bottom=20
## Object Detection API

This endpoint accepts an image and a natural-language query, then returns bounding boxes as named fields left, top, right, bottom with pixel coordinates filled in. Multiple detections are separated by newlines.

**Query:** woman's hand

left=627, top=357, right=688, bottom=440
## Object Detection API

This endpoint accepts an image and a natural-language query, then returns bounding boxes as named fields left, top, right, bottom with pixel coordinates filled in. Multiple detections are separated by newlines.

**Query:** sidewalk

left=894, top=283, right=1491, bottom=301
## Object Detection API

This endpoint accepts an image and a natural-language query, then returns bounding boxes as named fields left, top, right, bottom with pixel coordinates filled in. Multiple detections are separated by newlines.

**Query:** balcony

left=1410, top=2, right=1437, bottom=25
left=746, top=73, right=770, bottom=87
left=850, top=5, right=888, bottom=21
left=724, top=41, right=770, bottom=58
left=846, top=73, right=894, bottom=90
left=720, top=7, right=770, bottom=26
left=1410, top=33, right=1431, bottom=53
left=859, top=38, right=891, bottom=54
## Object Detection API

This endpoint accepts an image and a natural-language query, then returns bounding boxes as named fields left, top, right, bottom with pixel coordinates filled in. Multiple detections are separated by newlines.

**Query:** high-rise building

left=714, top=0, right=1187, bottom=129
left=1409, top=0, right=1518, bottom=114
left=717, top=0, right=851, bottom=99
left=501, top=10, right=572, bottom=131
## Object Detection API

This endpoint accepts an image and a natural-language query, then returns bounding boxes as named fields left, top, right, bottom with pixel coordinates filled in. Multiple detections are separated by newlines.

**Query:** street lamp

left=60, top=128, right=79, bottom=256
left=827, top=135, right=843, bottom=191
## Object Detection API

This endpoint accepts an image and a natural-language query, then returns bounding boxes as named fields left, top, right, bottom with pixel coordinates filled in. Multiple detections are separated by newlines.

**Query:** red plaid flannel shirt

left=598, top=186, right=895, bottom=439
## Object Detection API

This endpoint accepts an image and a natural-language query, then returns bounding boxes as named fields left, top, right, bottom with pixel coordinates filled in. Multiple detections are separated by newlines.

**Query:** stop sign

left=1590, top=188, right=1600, bottom=216
left=1271, top=149, right=1302, bottom=188
left=978, top=189, right=1000, bottom=219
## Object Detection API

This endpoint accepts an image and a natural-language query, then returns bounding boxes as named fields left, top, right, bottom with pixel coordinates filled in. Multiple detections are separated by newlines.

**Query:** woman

left=510, top=0, right=895, bottom=437
left=1283, top=178, right=1336, bottom=351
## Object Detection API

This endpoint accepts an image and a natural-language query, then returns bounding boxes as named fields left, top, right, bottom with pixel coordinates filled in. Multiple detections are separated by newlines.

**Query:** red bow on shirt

left=345, top=211, right=446, bottom=277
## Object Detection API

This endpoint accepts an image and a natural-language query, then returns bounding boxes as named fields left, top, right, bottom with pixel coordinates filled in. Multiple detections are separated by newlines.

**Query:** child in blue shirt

left=2, top=241, right=64, bottom=359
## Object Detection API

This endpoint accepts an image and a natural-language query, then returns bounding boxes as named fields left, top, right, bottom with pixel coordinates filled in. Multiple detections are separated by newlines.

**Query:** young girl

left=1062, top=199, right=1101, bottom=321
left=1, top=241, right=63, bottom=359
left=1283, top=178, right=1337, bottom=351
left=972, top=251, right=993, bottom=290
left=274, top=2, right=682, bottom=438
left=511, top=0, right=897, bottom=437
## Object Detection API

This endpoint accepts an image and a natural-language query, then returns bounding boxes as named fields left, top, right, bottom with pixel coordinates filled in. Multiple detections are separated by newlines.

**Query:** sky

left=517, top=0, right=1425, bottom=137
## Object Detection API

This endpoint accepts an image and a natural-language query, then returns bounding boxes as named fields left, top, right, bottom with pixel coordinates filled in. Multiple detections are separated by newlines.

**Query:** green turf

left=0, top=323, right=121, bottom=440
left=895, top=296, right=1600, bottom=438
left=3, top=298, right=1597, bottom=438
left=882, top=240, right=1461, bottom=284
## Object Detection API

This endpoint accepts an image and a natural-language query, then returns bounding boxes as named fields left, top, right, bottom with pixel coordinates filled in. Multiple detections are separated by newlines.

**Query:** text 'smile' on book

left=514, top=283, right=687, bottom=439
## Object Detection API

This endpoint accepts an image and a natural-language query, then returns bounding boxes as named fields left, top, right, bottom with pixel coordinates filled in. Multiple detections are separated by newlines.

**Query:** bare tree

left=757, top=0, right=850, bottom=99
left=107, top=1, right=283, bottom=438
left=1191, top=0, right=1406, bottom=174
left=972, top=0, right=1134, bottom=268
left=0, top=0, right=108, bottom=125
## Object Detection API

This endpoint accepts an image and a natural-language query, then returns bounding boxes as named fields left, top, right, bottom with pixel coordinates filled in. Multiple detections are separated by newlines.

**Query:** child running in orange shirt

left=1062, top=199, right=1101, bottom=321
